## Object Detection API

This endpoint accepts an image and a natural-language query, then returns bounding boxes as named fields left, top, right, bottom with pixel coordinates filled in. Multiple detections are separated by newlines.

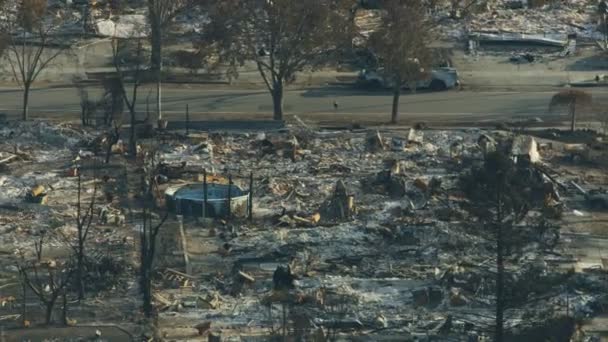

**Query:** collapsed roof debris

left=355, top=0, right=602, bottom=42
left=1, top=120, right=608, bottom=340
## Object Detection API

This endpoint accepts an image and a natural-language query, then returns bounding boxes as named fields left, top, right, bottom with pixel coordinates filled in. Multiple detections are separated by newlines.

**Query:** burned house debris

left=4, top=0, right=608, bottom=340
left=2, top=117, right=607, bottom=341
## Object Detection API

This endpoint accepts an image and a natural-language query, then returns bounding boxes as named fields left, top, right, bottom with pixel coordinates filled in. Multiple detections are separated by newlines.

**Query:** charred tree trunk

left=282, top=302, right=287, bottom=340
left=141, top=266, right=152, bottom=317
left=391, top=84, right=401, bottom=124
left=105, top=140, right=113, bottom=164
left=570, top=99, right=576, bottom=133
left=272, top=81, right=284, bottom=121
left=45, top=298, right=56, bottom=325
left=156, top=71, right=162, bottom=125
left=140, top=204, right=152, bottom=317
left=140, top=204, right=158, bottom=318
left=22, top=83, right=31, bottom=121
left=21, top=280, right=27, bottom=327
left=141, top=225, right=158, bottom=318
left=129, top=109, right=137, bottom=158
left=105, top=123, right=120, bottom=164
left=604, top=13, right=608, bottom=49
left=149, top=4, right=163, bottom=124
left=34, top=234, right=44, bottom=262
left=76, top=249, right=85, bottom=300
left=76, top=172, right=86, bottom=300
left=139, top=163, right=167, bottom=318
left=495, top=223, right=504, bottom=342
left=62, top=292, right=68, bottom=326
left=80, top=105, right=87, bottom=127
left=495, top=186, right=505, bottom=342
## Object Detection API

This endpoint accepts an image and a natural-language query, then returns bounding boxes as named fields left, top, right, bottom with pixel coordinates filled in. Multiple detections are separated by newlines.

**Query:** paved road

left=0, top=85, right=602, bottom=125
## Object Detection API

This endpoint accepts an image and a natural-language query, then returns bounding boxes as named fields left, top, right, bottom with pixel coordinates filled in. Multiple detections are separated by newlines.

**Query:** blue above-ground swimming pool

left=165, top=183, right=250, bottom=218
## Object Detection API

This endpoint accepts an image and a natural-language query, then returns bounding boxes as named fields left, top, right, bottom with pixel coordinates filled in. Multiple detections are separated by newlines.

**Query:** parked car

left=357, top=67, right=460, bottom=91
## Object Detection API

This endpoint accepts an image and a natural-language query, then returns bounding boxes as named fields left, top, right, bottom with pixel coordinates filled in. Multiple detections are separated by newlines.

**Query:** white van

left=357, top=67, right=460, bottom=91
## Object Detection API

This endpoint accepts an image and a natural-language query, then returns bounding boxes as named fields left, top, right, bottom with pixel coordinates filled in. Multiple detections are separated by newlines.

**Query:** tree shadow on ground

left=565, top=54, right=608, bottom=72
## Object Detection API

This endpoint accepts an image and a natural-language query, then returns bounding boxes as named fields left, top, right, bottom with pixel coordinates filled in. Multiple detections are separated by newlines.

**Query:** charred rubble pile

left=1, top=121, right=608, bottom=339
left=150, top=125, right=608, bottom=340
left=0, top=121, right=141, bottom=330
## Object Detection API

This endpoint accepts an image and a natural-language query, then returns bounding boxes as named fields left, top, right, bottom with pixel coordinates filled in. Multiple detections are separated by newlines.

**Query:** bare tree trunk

left=81, top=106, right=87, bottom=127
left=156, top=71, right=162, bottom=124
left=35, top=235, right=44, bottom=262
left=22, top=83, right=31, bottom=121
left=129, top=109, right=137, bottom=158
left=105, top=141, right=113, bottom=164
left=76, top=249, right=84, bottom=300
left=76, top=171, right=85, bottom=301
left=495, top=223, right=504, bottom=342
left=21, top=280, right=26, bottom=327
left=45, top=299, right=55, bottom=325
left=282, top=302, right=287, bottom=340
left=570, top=100, right=576, bottom=133
left=391, top=85, right=401, bottom=124
left=141, top=226, right=155, bottom=318
left=141, top=204, right=154, bottom=318
left=62, top=292, right=68, bottom=326
left=150, top=8, right=163, bottom=125
left=139, top=164, right=167, bottom=318
left=142, top=267, right=152, bottom=317
left=495, top=188, right=505, bottom=342
left=604, top=13, right=608, bottom=49
left=105, top=126, right=119, bottom=164
left=272, top=83, right=284, bottom=121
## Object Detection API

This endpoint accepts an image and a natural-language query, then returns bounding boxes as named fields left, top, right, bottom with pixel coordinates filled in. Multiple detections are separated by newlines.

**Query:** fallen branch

left=292, top=215, right=313, bottom=225
left=238, top=270, right=255, bottom=283
left=564, top=21, right=586, bottom=31
left=0, top=154, right=18, bottom=164
left=0, top=282, right=18, bottom=291
left=533, top=164, right=567, bottom=192
left=293, top=115, right=314, bottom=133
left=165, top=268, right=196, bottom=280
left=570, top=181, right=588, bottom=196
left=153, top=293, right=173, bottom=307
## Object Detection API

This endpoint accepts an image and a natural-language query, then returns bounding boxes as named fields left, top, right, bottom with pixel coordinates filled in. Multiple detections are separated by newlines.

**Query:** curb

left=568, top=82, right=608, bottom=88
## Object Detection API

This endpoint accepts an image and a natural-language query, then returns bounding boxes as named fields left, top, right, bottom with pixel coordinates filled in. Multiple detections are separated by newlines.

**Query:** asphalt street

left=0, top=84, right=601, bottom=125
